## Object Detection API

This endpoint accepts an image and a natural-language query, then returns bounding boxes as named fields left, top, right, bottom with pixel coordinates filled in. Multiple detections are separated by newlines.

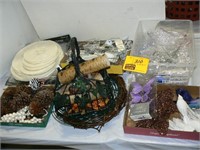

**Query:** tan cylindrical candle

left=58, top=54, right=110, bottom=84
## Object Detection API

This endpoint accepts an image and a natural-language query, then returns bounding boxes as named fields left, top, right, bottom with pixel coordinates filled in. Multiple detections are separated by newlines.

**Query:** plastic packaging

left=131, top=20, right=196, bottom=84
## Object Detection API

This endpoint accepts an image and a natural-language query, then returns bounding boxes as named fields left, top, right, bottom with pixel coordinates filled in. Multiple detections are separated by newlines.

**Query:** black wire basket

left=52, top=37, right=127, bottom=131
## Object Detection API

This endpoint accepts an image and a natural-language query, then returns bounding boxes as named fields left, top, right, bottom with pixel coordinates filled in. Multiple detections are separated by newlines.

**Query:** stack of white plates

left=11, top=40, right=64, bottom=81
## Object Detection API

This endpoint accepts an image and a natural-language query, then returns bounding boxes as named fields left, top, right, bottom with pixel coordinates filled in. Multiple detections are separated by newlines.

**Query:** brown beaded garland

left=136, top=88, right=178, bottom=135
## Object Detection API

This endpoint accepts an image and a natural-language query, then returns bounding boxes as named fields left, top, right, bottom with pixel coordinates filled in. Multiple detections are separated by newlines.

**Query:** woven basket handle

left=70, top=37, right=83, bottom=76
left=71, top=37, right=84, bottom=62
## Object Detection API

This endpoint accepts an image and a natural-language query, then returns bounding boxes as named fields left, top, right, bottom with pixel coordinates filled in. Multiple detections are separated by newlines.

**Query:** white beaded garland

left=0, top=106, right=43, bottom=124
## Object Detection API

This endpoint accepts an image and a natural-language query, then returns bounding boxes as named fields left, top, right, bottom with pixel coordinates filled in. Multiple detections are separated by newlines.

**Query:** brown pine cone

left=28, top=87, right=54, bottom=116
left=12, top=91, right=31, bottom=111
left=15, top=85, right=32, bottom=95
left=29, top=101, right=44, bottom=116
left=0, top=87, right=17, bottom=116
left=32, top=89, right=54, bottom=108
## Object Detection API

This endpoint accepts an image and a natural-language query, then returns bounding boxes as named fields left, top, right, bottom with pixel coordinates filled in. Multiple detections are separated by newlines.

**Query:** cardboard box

left=123, top=84, right=200, bottom=141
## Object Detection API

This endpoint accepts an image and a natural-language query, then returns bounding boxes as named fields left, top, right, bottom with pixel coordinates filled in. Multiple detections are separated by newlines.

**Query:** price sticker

left=123, top=56, right=149, bottom=74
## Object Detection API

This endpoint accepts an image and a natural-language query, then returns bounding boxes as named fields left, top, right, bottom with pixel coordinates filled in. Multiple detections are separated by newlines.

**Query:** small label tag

left=114, top=39, right=125, bottom=52
left=123, top=56, right=149, bottom=74
left=107, top=65, right=123, bottom=74
left=60, top=63, right=68, bottom=68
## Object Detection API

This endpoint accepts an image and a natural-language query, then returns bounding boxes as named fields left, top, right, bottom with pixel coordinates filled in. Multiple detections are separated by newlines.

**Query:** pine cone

left=0, top=87, right=17, bottom=116
left=29, top=87, right=54, bottom=116
left=29, top=101, right=44, bottom=116
left=1, top=87, right=16, bottom=104
left=32, top=89, right=54, bottom=107
left=12, top=91, right=31, bottom=111
left=15, top=85, right=32, bottom=95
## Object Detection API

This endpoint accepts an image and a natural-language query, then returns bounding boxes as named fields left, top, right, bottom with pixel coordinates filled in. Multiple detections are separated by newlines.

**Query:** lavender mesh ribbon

left=130, top=77, right=155, bottom=104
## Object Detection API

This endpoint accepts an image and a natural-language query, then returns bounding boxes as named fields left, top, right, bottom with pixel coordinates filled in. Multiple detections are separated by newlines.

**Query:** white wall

left=21, top=0, right=165, bottom=40
left=0, top=0, right=165, bottom=78
left=0, top=0, right=39, bottom=78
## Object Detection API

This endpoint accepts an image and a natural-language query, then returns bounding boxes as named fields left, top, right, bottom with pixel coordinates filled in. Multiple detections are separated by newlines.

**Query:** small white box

left=129, top=100, right=154, bottom=121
